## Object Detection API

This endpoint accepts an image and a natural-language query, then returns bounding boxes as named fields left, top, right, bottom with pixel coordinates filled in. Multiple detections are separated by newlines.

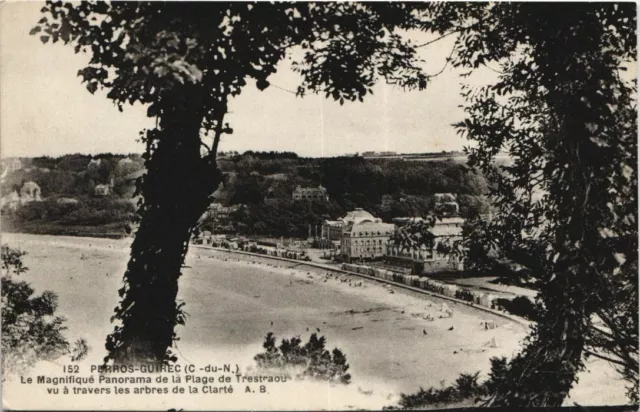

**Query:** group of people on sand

left=323, top=272, right=364, bottom=287
left=204, top=252, right=373, bottom=289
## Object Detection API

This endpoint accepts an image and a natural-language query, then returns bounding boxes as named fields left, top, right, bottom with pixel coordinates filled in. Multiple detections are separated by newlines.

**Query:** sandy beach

left=1, top=233, right=629, bottom=409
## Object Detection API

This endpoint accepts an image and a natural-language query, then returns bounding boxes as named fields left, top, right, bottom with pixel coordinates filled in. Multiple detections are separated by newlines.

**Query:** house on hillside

left=1, top=181, right=43, bottom=211
left=292, top=185, right=329, bottom=202
left=433, top=193, right=460, bottom=217
left=436, top=201, right=460, bottom=216
left=20, top=181, right=42, bottom=202
left=209, top=203, right=240, bottom=221
left=433, top=193, right=456, bottom=202
left=200, top=203, right=242, bottom=233
left=379, top=194, right=395, bottom=212
left=94, top=184, right=111, bottom=197
left=87, top=158, right=102, bottom=170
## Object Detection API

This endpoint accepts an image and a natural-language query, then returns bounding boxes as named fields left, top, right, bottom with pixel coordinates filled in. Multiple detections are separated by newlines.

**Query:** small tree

left=393, top=372, right=486, bottom=409
left=254, top=332, right=351, bottom=385
left=1, top=245, right=88, bottom=380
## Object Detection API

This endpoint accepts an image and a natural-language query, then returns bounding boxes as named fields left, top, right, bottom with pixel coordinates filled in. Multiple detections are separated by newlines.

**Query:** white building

left=292, top=185, right=329, bottom=202
left=339, top=209, right=393, bottom=261
left=387, top=217, right=465, bottom=273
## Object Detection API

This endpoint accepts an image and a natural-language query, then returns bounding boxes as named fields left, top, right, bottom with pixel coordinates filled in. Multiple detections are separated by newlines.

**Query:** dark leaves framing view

left=31, top=1, right=637, bottom=407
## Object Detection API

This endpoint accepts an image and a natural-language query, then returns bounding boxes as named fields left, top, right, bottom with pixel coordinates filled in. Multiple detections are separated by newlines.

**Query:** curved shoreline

left=194, top=245, right=532, bottom=328
left=3, top=231, right=527, bottom=325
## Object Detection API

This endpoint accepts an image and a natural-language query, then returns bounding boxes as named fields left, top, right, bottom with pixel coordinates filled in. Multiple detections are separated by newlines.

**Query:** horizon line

left=1, top=149, right=508, bottom=160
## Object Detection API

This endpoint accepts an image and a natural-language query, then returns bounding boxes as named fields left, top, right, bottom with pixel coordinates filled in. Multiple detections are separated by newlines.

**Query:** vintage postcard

left=1, top=1, right=637, bottom=410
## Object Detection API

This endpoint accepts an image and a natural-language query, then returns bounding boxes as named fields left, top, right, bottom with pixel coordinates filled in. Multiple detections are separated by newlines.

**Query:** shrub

left=254, top=332, right=351, bottom=384
left=1, top=245, right=89, bottom=380
left=483, top=357, right=510, bottom=397
left=494, top=296, right=540, bottom=321
left=394, top=372, right=485, bottom=409
left=11, top=197, right=135, bottom=228
left=388, top=360, right=515, bottom=410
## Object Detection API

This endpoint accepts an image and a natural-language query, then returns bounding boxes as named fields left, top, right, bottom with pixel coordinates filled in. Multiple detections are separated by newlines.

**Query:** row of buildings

left=199, top=188, right=468, bottom=274
left=321, top=195, right=466, bottom=273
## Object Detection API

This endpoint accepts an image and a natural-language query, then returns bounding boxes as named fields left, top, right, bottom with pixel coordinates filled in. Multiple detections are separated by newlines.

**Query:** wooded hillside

left=2, top=151, right=492, bottom=238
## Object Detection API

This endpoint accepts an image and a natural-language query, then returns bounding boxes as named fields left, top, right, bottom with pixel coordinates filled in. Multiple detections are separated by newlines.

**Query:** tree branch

left=584, top=349, right=627, bottom=368
left=210, top=107, right=226, bottom=159
left=200, top=141, right=212, bottom=155
left=426, top=40, right=457, bottom=78
left=591, top=308, right=638, bottom=368
left=482, top=62, right=505, bottom=75
left=415, top=29, right=459, bottom=48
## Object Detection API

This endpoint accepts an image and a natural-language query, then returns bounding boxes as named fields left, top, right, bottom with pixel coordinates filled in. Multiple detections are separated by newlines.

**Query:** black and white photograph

left=0, top=1, right=637, bottom=410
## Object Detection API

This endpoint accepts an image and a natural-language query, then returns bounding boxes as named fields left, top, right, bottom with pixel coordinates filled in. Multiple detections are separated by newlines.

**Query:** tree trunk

left=489, top=281, right=588, bottom=407
left=105, top=90, right=222, bottom=365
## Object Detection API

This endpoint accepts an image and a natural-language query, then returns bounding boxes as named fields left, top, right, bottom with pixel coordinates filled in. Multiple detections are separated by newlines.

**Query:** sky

left=0, top=1, right=490, bottom=158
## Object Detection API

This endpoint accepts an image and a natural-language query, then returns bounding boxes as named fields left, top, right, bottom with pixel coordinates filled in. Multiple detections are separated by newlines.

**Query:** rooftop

left=436, top=217, right=465, bottom=225
left=294, top=185, right=327, bottom=192
left=430, top=223, right=463, bottom=237
left=349, top=221, right=394, bottom=235
left=341, top=208, right=380, bottom=225
left=433, top=193, right=457, bottom=201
